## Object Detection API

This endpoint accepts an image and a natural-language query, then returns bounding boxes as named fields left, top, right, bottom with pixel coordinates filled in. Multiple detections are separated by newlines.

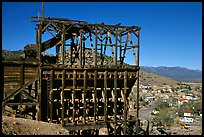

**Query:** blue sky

left=2, top=2, right=202, bottom=70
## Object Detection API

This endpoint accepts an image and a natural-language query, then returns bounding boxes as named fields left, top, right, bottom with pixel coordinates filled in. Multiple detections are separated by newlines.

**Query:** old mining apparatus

left=2, top=10, right=142, bottom=135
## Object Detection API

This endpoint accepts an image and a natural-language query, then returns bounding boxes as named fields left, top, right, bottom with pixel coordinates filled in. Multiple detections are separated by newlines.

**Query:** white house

left=144, top=96, right=155, bottom=102
left=184, top=94, right=193, bottom=100
left=183, top=110, right=193, bottom=117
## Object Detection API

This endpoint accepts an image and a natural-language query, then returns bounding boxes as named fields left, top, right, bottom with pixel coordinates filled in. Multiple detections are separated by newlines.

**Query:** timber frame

left=2, top=14, right=141, bottom=135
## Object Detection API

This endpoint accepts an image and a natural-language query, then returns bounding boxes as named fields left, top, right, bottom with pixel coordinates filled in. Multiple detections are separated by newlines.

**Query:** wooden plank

left=2, top=61, right=38, bottom=66
left=2, top=77, right=38, bottom=105
left=40, top=66, right=139, bottom=72
left=6, top=102, right=36, bottom=105
left=21, top=90, right=36, bottom=102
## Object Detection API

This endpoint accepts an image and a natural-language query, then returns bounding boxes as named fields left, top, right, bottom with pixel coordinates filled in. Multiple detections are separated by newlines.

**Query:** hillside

left=139, top=69, right=178, bottom=86
left=141, top=66, right=202, bottom=82
left=2, top=50, right=24, bottom=59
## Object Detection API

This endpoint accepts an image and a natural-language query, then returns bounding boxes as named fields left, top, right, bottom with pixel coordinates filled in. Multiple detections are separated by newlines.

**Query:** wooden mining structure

left=2, top=14, right=142, bottom=135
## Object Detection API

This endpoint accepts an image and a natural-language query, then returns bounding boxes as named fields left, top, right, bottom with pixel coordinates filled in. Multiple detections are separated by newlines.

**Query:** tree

left=141, top=100, right=148, bottom=107
left=193, top=100, right=202, bottom=115
left=195, top=86, right=201, bottom=92
left=154, top=99, right=169, bottom=111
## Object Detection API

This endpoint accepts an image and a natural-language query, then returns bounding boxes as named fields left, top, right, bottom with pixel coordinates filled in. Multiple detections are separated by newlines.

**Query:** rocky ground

left=150, top=126, right=202, bottom=135
left=2, top=115, right=109, bottom=135
left=2, top=115, right=201, bottom=135
left=2, top=116, right=70, bottom=135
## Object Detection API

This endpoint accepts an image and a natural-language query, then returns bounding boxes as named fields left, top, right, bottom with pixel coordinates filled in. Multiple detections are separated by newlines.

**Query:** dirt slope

left=2, top=116, right=69, bottom=135
left=139, top=70, right=178, bottom=86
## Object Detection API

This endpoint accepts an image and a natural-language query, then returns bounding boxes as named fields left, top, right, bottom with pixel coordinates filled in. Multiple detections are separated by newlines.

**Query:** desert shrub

left=154, top=108, right=175, bottom=127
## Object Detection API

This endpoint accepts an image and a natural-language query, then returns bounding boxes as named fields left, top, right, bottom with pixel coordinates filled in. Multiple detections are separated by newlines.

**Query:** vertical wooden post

left=104, top=71, right=108, bottom=123
left=70, top=38, right=74, bottom=65
left=114, top=70, right=117, bottom=135
left=37, top=69, right=42, bottom=121
left=82, top=35, right=86, bottom=66
left=61, top=25, right=65, bottom=64
left=34, top=79, right=38, bottom=120
left=123, top=71, right=127, bottom=135
left=114, top=28, right=118, bottom=65
left=61, top=70, right=65, bottom=126
left=73, top=70, right=76, bottom=125
left=49, top=70, right=54, bottom=123
left=36, top=22, right=42, bottom=121
left=137, top=30, right=140, bottom=67
left=79, top=31, right=82, bottom=67
left=119, top=33, right=122, bottom=64
left=46, top=78, right=49, bottom=122
left=100, top=34, right=103, bottom=65
left=136, top=30, right=140, bottom=135
left=83, top=70, right=87, bottom=124
left=38, top=24, right=42, bottom=63
left=94, top=27, right=98, bottom=66
left=146, top=120, right=150, bottom=135
left=94, top=70, right=97, bottom=124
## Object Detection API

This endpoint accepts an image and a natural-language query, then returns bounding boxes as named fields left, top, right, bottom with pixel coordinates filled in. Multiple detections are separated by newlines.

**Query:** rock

left=99, top=128, right=108, bottom=135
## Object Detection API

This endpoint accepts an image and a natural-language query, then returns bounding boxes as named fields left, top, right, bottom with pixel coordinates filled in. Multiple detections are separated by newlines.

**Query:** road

left=139, top=100, right=156, bottom=121
left=188, top=116, right=202, bottom=134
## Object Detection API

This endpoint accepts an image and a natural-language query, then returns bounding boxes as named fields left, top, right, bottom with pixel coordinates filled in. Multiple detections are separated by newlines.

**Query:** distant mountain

left=141, top=66, right=202, bottom=82
left=2, top=50, right=23, bottom=59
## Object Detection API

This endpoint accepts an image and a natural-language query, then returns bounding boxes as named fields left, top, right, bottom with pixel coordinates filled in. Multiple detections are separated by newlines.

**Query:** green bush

left=154, top=108, right=175, bottom=127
